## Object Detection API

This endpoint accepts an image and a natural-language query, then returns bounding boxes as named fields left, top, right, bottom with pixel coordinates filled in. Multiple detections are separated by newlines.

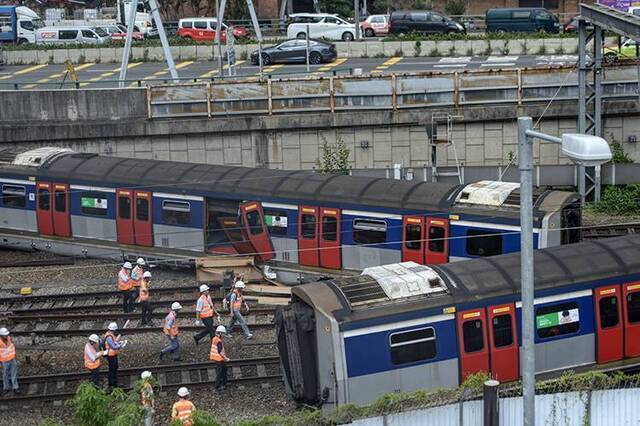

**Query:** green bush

left=593, top=184, right=640, bottom=215
left=444, top=0, right=466, bottom=16
left=611, top=141, right=633, bottom=164
left=66, top=381, right=146, bottom=426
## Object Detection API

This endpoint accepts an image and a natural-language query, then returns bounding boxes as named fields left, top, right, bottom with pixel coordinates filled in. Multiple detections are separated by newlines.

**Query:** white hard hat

left=107, top=322, right=118, bottom=331
left=216, top=325, right=227, bottom=334
left=123, top=262, right=132, bottom=269
left=234, top=280, right=245, bottom=289
left=171, top=302, right=183, bottom=310
left=143, top=271, right=152, bottom=279
left=177, top=387, right=190, bottom=397
left=89, top=334, right=100, bottom=343
left=137, top=258, right=146, bottom=266
left=199, top=284, right=209, bottom=293
left=0, top=328, right=9, bottom=337
left=141, top=371, right=152, bottom=379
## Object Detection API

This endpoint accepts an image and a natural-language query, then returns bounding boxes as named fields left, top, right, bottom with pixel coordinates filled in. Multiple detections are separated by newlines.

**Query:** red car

left=360, top=14, right=389, bottom=37
left=177, top=18, right=249, bottom=43
left=103, top=24, right=144, bottom=41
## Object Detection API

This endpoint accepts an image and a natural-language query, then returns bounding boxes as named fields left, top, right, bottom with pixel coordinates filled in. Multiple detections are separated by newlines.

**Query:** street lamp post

left=517, top=116, right=612, bottom=426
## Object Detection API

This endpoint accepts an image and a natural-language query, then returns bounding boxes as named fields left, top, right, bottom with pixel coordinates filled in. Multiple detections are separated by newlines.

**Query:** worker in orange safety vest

left=227, top=281, right=253, bottom=339
left=117, top=262, right=135, bottom=313
left=209, top=325, right=230, bottom=391
left=104, top=322, right=128, bottom=389
left=131, top=257, right=146, bottom=299
left=193, top=284, right=221, bottom=346
left=0, top=328, right=18, bottom=395
left=171, top=387, right=195, bottom=426
left=138, top=271, right=152, bottom=326
left=160, top=302, right=182, bottom=362
left=84, top=334, right=107, bottom=387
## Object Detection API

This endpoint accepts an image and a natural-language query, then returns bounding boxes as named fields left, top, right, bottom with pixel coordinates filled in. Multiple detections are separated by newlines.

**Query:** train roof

left=0, top=148, right=576, bottom=217
left=292, top=235, right=640, bottom=329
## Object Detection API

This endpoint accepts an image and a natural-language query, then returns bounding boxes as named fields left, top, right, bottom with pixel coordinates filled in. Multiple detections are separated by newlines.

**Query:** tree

left=444, top=0, right=466, bottom=16
left=318, top=0, right=353, bottom=18
left=316, top=137, right=350, bottom=175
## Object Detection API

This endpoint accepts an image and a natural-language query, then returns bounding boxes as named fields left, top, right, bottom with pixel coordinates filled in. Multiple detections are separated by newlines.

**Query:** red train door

left=319, top=208, right=341, bottom=269
left=134, top=191, right=153, bottom=247
left=425, top=217, right=449, bottom=264
left=116, top=189, right=135, bottom=245
left=219, top=217, right=255, bottom=254
left=594, top=285, right=623, bottom=363
left=456, top=308, right=490, bottom=382
left=298, top=206, right=319, bottom=267
left=622, top=282, right=640, bottom=358
left=240, top=201, right=275, bottom=261
left=402, top=216, right=424, bottom=264
left=487, top=304, right=519, bottom=382
left=52, top=183, right=71, bottom=237
left=36, top=182, right=54, bottom=236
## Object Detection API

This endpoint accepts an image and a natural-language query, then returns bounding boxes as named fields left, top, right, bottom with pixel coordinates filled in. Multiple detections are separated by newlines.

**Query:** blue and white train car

left=276, top=235, right=640, bottom=407
left=0, top=147, right=580, bottom=272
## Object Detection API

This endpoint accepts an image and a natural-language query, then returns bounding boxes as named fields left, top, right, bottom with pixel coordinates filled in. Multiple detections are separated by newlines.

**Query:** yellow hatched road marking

left=22, top=63, right=96, bottom=88
left=130, top=61, right=194, bottom=87
left=199, top=60, right=246, bottom=78
left=370, top=56, right=403, bottom=74
left=79, top=62, right=142, bottom=87
left=262, top=64, right=284, bottom=74
left=0, top=64, right=48, bottom=81
left=317, top=57, right=348, bottom=72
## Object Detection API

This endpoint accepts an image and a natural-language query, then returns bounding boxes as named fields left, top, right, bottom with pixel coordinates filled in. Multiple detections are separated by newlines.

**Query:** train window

left=466, top=229, right=502, bottom=256
left=2, top=185, right=26, bottom=208
left=626, top=292, right=640, bottom=323
left=38, top=189, right=50, bottom=211
left=462, top=319, right=484, bottom=353
left=389, top=327, right=436, bottom=365
left=536, top=302, right=580, bottom=339
left=492, top=314, right=513, bottom=347
left=81, top=192, right=108, bottom=216
left=162, top=200, right=191, bottom=225
left=353, top=219, right=387, bottom=245
left=118, top=196, right=131, bottom=219
left=300, top=214, right=316, bottom=239
left=136, top=198, right=149, bottom=221
left=599, top=296, right=619, bottom=328
left=322, top=216, right=337, bottom=241
left=245, top=210, right=263, bottom=235
left=54, top=190, right=66, bottom=213
left=428, top=226, right=445, bottom=253
left=405, top=224, right=421, bottom=250
left=264, top=209, right=288, bottom=236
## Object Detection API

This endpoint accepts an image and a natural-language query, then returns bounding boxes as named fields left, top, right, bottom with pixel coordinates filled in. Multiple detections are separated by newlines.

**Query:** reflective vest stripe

left=172, top=400, right=195, bottom=425
left=232, top=289, right=243, bottom=310
left=117, top=269, right=132, bottom=291
left=84, top=343, right=100, bottom=370
left=209, top=335, right=226, bottom=362
left=198, top=295, right=214, bottom=318
left=104, top=331, right=119, bottom=356
left=131, top=266, right=143, bottom=287
left=139, top=282, right=149, bottom=301
left=0, top=337, right=15, bottom=362
left=164, top=311, right=178, bottom=336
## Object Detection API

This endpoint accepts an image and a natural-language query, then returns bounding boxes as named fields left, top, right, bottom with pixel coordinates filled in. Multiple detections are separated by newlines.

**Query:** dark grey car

left=250, top=39, right=337, bottom=65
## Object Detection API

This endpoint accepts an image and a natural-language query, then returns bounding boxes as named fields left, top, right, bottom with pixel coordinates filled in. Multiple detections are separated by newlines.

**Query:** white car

left=287, top=13, right=356, bottom=41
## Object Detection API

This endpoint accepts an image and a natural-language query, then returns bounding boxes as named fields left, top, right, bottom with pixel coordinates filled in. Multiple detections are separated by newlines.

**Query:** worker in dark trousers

left=117, top=262, right=134, bottom=313
left=138, top=271, right=153, bottom=326
left=84, top=334, right=107, bottom=387
left=193, top=285, right=220, bottom=345
left=209, top=325, right=230, bottom=391
left=104, top=322, right=127, bottom=389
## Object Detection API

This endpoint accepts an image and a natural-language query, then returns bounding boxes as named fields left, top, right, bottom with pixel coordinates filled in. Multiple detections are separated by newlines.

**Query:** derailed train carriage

left=0, top=147, right=580, bottom=273
left=276, top=235, right=640, bottom=407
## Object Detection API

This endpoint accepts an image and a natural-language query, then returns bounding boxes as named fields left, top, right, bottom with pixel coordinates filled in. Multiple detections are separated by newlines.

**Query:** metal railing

left=147, top=64, right=640, bottom=119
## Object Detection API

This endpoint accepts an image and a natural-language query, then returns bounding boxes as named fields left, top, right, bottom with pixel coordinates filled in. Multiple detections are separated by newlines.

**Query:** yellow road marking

left=317, top=57, right=348, bottom=72
left=199, top=60, right=246, bottom=78
left=370, top=56, right=403, bottom=75
left=79, top=62, right=142, bottom=87
left=0, top=64, right=48, bottom=81
left=129, top=61, right=194, bottom=87
left=22, top=63, right=96, bottom=88
left=262, top=64, right=284, bottom=74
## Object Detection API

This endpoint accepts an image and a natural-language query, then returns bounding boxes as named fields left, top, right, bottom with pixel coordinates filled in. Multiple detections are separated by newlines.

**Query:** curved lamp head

left=561, top=133, right=613, bottom=167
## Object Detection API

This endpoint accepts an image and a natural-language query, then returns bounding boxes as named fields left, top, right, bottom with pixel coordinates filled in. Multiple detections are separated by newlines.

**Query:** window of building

left=322, top=216, right=337, bottom=241
left=466, top=229, right=502, bottom=257
left=462, top=319, right=484, bottom=353
left=389, top=327, right=436, bottom=365
left=136, top=198, right=149, bottom=221
left=264, top=209, right=288, bottom=236
left=428, top=226, right=445, bottom=253
left=492, top=314, right=514, bottom=347
left=54, top=190, right=66, bottom=212
left=194, top=21, right=207, bottom=29
left=2, top=185, right=25, bottom=208
left=627, top=292, right=640, bottom=323
left=118, top=196, right=131, bottom=219
left=599, top=296, right=619, bottom=329
left=405, top=223, right=421, bottom=250
left=38, top=189, right=50, bottom=211
left=353, top=218, right=387, bottom=245
left=300, top=214, right=316, bottom=239
left=245, top=209, right=263, bottom=235
left=81, top=192, right=108, bottom=216
left=536, top=302, right=580, bottom=339
left=59, top=30, right=78, bottom=40
left=162, top=200, right=191, bottom=225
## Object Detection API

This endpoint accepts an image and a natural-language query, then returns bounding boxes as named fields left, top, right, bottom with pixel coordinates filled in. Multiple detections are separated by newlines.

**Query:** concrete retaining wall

left=3, top=37, right=581, bottom=65
left=0, top=88, right=147, bottom=123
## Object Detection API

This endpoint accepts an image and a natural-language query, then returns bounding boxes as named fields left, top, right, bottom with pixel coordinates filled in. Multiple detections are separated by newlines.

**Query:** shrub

left=611, top=141, right=633, bottom=163
left=593, top=184, right=640, bottom=215
left=414, top=40, right=421, bottom=56
left=444, top=0, right=466, bottom=16
left=537, top=44, right=547, bottom=55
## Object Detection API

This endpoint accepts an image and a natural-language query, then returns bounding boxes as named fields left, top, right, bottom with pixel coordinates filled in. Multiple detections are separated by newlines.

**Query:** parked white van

left=286, top=13, right=356, bottom=41
left=36, top=26, right=110, bottom=44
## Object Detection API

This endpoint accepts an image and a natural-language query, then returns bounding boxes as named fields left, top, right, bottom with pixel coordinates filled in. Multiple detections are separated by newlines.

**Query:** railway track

left=1, top=356, right=281, bottom=403
left=582, top=222, right=640, bottom=240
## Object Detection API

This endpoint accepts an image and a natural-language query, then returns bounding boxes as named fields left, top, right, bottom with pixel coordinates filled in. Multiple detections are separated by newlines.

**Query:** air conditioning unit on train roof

left=12, top=147, right=74, bottom=167
left=455, top=180, right=520, bottom=207
left=361, top=262, right=448, bottom=300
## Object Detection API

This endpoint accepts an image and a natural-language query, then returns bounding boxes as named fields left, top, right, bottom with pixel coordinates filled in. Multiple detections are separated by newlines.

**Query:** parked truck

left=0, top=6, right=44, bottom=44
